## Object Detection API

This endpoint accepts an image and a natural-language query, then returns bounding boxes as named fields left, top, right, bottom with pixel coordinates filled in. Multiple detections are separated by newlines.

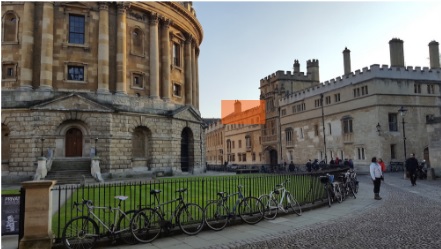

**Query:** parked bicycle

left=204, top=185, right=265, bottom=231
left=130, top=188, right=204, bottom=243
left=319, top=174, right=343, bottom=207
left=62, top=196, right=138, bottom=249
left=337, top=170, right=357, bottom=200
left=348, top=169, right=359, bottom=193
left=259, top=179, right=302, bottom=220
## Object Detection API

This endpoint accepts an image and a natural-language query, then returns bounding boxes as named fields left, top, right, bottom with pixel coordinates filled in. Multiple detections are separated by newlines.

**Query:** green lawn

left=1, top=189, right=20, bottom=195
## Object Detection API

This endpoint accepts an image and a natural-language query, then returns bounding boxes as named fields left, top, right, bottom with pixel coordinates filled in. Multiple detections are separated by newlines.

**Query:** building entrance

left=65, top=128, right=82, bottom=157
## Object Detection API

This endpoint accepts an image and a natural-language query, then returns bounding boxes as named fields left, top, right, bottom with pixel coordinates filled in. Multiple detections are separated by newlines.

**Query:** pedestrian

left=329, top=157, right=335, bottom=166
left=349, top=158, right=354, bottom=169
left=369, top=156, right=383, bottom=200
left=335, top=156, right=340, bottom=166
left=405, top=153, right=419, bottom=186
left=378, top=158, right=386, bottom=172
left=306, top=159, right=312, bottom=172
left=289, top=161, right=295, bottom=172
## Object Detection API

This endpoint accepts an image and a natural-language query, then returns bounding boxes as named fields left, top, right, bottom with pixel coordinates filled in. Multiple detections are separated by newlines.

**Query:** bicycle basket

left=328, top=175, right=334, bottom=183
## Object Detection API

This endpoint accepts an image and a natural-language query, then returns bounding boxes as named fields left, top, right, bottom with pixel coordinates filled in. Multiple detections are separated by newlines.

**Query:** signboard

left=1, top=194, right=20, bottom=235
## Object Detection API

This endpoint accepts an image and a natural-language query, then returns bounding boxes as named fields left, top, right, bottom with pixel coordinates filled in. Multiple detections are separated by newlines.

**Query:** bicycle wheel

left=204, top=201, right=229, bottom=231
left=178, top=203, right=204, bottom=235
left=116, top=210, right=138, bottom=245
left=238, top=197, right=264, bottom=224
left=62, top=216, right=99, bottom=249
left=334, top=184, right=343, bottom=203
left=285, top=192, right=302, bottom=216
left=259, top=194, right=278, bottom=220
left=353, top=178, right=359, bottom=193
left=348, top=181, right=357, bottom=199
left=130, top=208, right=162, bottom=243
left=326, top=186, right=332, bottom=207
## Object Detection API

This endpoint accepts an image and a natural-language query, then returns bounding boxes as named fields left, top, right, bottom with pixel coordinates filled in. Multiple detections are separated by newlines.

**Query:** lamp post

left=320, top=94, right=328, bottom=164
left=376, top=123, right=381, bottom=136
left=398, top=106, right=407, bottom=160
left=40, top=138, right=45, bottom=157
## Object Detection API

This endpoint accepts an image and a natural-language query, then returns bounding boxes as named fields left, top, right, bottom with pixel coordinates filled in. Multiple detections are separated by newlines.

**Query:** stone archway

left=65, top=128, right=83, bottom=157
left=181, top=127, right=194, bottom=172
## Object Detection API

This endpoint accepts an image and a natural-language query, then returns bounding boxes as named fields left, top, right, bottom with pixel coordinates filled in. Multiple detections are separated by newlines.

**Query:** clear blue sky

left=193, top=1, right=441, bottom=118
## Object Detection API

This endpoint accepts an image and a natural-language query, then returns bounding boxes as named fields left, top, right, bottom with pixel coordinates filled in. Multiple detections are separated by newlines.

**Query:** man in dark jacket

left=405, top=153, right=419, bottom=186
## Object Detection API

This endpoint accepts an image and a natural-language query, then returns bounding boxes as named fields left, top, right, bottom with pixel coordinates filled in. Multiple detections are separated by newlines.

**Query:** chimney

left=343, top=47, right=351, bottom=75
left=234, top=100, right=241, bottom=113
left=429, top=40, right=440, bottom=69
left=389, top=38, right=405, bottom=67
left=293, top=60, right=300, bottom=73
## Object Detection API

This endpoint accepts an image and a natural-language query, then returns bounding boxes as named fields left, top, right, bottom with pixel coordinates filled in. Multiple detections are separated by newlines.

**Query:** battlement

left=279, top=64, right=441, bottom=105
left=307, top=59, right=319, bottom=68
left=260, top=70, right=312, bottom=86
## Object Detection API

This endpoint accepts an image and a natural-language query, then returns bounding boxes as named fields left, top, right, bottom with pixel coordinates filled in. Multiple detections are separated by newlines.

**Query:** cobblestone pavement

left=214, top=172, right=441, bottom=249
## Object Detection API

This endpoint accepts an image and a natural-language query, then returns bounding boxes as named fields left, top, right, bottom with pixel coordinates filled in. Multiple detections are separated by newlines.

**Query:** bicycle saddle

left=150, top=189, right=161, bottom=195
left=176, top=188, right=187, bottom=193
left=217, top=192, right=227, bottom=197
left=114, top=195, right=128, bottom=201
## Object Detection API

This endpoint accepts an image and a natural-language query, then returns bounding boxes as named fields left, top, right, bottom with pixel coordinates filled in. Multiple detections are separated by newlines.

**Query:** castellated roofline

left=260, top=70, right=313, bottom=86
left=279, top=64, right=441, bottom=106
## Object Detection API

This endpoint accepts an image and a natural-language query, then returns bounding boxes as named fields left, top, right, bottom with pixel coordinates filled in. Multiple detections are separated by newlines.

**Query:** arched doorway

left=181, top=128, right=194, bottom=172
left=65, top=128, right=83, bottom=157
left=423, top=147, right=430, bottom=166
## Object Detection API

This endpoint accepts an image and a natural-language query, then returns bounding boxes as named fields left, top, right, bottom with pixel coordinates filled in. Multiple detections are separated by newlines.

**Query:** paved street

left=2, top=171, right=440, bottom=249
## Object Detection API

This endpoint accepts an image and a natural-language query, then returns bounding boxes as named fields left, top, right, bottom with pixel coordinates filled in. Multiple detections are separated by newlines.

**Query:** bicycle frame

left=209, top=186, right=245, bottom=216
left=268, top=180, right=290, bottom=212
left=150, top=191, right=186, bottom=226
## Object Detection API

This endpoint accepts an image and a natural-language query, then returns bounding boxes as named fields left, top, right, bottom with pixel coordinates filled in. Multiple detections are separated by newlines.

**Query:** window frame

left=1, top=11, right=19, bottom=44
left=65, top=62, right=88, bottom=83
left=131, top=72, right=145, bottom=90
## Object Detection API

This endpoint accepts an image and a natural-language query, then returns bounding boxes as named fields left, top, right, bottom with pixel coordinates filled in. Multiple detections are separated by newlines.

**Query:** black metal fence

left=51, top=168, right=348, bottom=243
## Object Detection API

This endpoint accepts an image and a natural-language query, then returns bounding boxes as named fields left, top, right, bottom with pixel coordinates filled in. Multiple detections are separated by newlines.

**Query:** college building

left=1, top=2, right=205, bottom=182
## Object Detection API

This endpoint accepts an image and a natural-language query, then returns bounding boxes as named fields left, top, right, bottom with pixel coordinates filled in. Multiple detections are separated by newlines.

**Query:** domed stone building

left=1, top=2, right=204, bottom=182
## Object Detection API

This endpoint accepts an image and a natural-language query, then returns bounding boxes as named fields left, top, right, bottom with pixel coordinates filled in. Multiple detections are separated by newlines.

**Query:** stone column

left=161, top=19, right=172, bottom=101
left=19, top=180, right=56, bottom=249
left=19, top=2, right=34, bottom=90
left=184, top=35, right=193, bottom=105
left=343, top=47, right=351, bottom=75
left=195, top=48, right=200, bottom=109
left=191, top=42, right=197, bottom=107
left=97, top=3, right=110, bottom=93
left=149, top=13, right=160, bottom=99
left=116, top=3, right=128, bottom=95
left=39, top=2, right=54, bottom=91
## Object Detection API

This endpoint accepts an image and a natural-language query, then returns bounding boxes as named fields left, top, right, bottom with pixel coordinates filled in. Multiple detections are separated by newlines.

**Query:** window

left=173, top=83, right=182, bottom=97
left=388, top=113, right=398, bottom=131
left=357, top=147, right=365, bottom=160
left=281, top=109, right=286, bottom=116
left=173, top=43, right=181, bottom=67
left=238, top=140, right=242, bottom=149
left=427, top=84, right=435, bottom=94
left=414, top=83, right=421, bottom=93
left=238, top=154, right=242, bottom=162
left=67, top=65, right=84, bottom=81
left=245, top=136, right=251, bottom=148
left=131, top=28, right=144, bottom=56
left=69, top=14, right=85, bottom=44
left=226, top=139, right=231, bottom=153
left=131, top=73, right=144, bottom=89
left=353, top=86, right=368, bottom=97
left=314, top=98, right=322, bottom=107
left=232, top=141, right=235, bottom=149
left=242, top=153, right=247, bottom=162
left=314, top=124, right=319, bottom=136
left=285, top=128, right=293, bottom=145
left=325, top=96, right=331, bottom=105
left=328, top=123, right=332, bottom=135
left=334, top=93, right=341, bottom=102
left=2, top=12, right=18, bottom=43
left=361, top=86, right=368, bottom=95
left=342, top=117, right=353, bottom=134
left=300, top=128, right=304, bottom=139
left=132, top=126, right=151, bottom=158
left=390, top=144, right=396, bottom=159
left=252, top=153, right=256, bottom=161
left=2, top=63, right=16, bottom=79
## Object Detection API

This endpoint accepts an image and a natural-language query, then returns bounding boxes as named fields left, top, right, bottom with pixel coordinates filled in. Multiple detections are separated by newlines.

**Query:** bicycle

left=130, top=188, right=204, bottom=243
left=62, top=196, right=138, bottom=249
left=319, top=174, right=343, bottom=207
left=259, top=179, right=302, bottom=220
left=337, top=171, right=356, bottom=200
left=348, top=169, right=359, bottom=193
left=204, top=185, right=265, bottom=231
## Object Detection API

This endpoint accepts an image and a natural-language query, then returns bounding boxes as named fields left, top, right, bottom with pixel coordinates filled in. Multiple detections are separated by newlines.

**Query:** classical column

left=39, top=2, right=54, bottom=91
left=184, top=35, right=193, bottom=105
left=149, top=13, right=160, bottom=99
left=116, top=3, right=128, bottom=94
left=191, top=42, right=197, bottom=107
left=195, top=48, right=200, bottom=109
left=161, top=19, right=171, bottom=101
left=19, top=2, right=34, bottom=90
left=97, top=3, right=110, bottom=93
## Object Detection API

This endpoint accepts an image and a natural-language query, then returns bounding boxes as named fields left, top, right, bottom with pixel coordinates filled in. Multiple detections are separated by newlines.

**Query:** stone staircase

left=45, top=158, right=95, bottom=185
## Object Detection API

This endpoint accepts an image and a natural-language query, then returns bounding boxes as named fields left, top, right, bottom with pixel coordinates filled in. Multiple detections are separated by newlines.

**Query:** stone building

left=269, top=39, right=441, bottom=173
left=205, top=100, right=264, bottom=167
left=1, top=2, right=205, bottom=182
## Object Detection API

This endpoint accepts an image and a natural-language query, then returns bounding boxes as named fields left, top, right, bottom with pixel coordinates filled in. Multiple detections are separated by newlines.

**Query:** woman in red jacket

left=378, top=158, right=386, bottom=172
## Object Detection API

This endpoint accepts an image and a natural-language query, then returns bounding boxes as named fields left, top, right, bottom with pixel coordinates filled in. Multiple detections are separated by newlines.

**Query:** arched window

left=341, top=116, right=353, bottom=134
left=2, top=12, right=18, bottom=43
left=131, top=28, right=144, bottom=56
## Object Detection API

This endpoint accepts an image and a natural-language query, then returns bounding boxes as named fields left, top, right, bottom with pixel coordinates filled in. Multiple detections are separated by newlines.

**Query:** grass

left=1, top=189, right=20, bottom=195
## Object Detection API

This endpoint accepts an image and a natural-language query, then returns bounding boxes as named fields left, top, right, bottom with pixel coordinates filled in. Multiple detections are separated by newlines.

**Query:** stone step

left=47, top=158, right=95, bottom=185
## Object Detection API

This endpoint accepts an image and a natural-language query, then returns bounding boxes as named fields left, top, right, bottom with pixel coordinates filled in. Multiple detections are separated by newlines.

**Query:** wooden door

left=66, top=128, right=82, bottom=157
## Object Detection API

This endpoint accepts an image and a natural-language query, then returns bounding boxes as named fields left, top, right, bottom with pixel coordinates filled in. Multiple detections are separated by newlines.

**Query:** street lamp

left=398, top=106, right=408, bottom=160
left=95, top=138, right=99, bottom=156
left=320, top=94, right=328, bottom=164
left=376, top=123, right=381, bottom=136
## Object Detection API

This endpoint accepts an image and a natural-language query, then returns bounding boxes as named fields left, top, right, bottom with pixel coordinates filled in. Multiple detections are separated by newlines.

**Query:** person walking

left=378, top=158, right=386, bottom=172
left=405, top=153, right=419, bottom=186
left=369, top=157, right=383, bottom=200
